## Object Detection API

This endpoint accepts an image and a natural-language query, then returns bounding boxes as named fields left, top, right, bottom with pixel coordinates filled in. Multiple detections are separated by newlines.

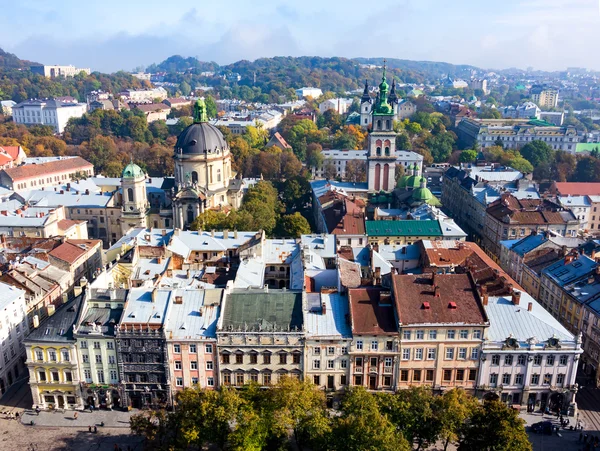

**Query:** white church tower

left=367, top=63, right=397, bottom=192
left=120, top=162, right=148, bottom=235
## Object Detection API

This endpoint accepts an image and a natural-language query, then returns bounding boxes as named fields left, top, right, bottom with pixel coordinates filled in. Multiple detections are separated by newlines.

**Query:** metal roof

left=305, top=293, right=351, bottom=338
left=366, top=220, right=442, bottom=237
left=163, top=289, right=222, bottom=339
left=221, top=289, right=303, bottom=332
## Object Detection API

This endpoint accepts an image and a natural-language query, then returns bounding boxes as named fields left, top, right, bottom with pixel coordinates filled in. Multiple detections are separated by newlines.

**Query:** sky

left=2, top=0, right=600, bottom=73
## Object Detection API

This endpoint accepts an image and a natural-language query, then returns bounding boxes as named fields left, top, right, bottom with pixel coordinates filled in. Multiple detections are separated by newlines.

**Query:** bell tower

left=359, top=79, right=372, bottom=128
left=120, top=161, right=148, bottom=235
left=367, top=61, right=397, bottom=192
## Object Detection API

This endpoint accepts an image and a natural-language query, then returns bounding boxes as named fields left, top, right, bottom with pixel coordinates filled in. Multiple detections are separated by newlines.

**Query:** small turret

left=361, top=79, right=371, bottom=104
left=388, top=79, right=398, bottom=105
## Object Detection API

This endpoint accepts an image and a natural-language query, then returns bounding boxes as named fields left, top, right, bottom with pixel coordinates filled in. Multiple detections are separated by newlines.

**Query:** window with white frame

left=504, top=355, right=513, bottom=365
left=207, top=377, right=214, bottom=386
left=546, top=355, right=555, bottom=366
left=489, top=373, right=498, bottom=385
left=559, top=355, right=568, bottom=365
left=95, top=355, right=102, bottom=364
left=205, top=344, right=213, bottom=353
left=314, top=347, right=321, bottom=355
left=313, top=360, right=321, bottom=369
left=491, top=355, right=500, bottom=365
left=174, top=344, right=181, bottom=353
left=371, top=341, right=378, bottom=351
left=189, top=344, right=196, bottom=353
left=62, top=351, right=70, bottom=362
left=402, top=349, right=410, bottom=360
left=414, top=348, right=423, bottom=360
left=556, top=373, right=565, bottom=385
left=403, top=330, right=411, bottom=340
left=191, top=361, right=198, bottom=370
left=517, top=355, right=526, bottom=365
left=206, top=361, right=213, bottom=370
left=340, top=359, right=347, bottom=369
left=447, top=330, right=455, bottom=339
left=458, top=348, right=467, bottom=359
left=327, top=347, right=335, bottom=355
left=384, top=357, right=393, bottom=368
left=175, top=361, right=182, bottom=370
left=356, top=340, right=363, bottom=350
left=460, top=330, right=468, bottom=339
left=429, top=330, right=437, bottom=340
left=445, top=348, right=454, bottom=359
left=427, top=348, right=436, bottom=360
left=108, top=356, right=116, bottom=364
left=176, top=377, right=183, bottom=387
left=473, top=330, right=481, bottom=339
left=327, top=360, right=335, bottom=369
left=416, top=330, right=424, bottom=340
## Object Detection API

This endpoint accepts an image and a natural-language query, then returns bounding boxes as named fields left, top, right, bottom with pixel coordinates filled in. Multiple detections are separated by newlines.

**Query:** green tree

left=281, top=177, right=311, bottom=213
left=332, top=387, right=410, bottom=451
left=459, top=149, right=477, bottom=163
left=306, top=143, right=324, bottom=170
left=520, top=140, right=555, bottom=167
left=205, top=96, right=218, bottom=119
left=149, top=120, right=169, bottom=141
left=276, top=213, right=312, bottom=238
left=458, top=400, right=531, bottom=451
left=323, top=158, right=338, bottom=180
left=396, top=132, right=411, bottom=150
left=179, top=81, right=192, bottom=96
left=436, top=389, right=478, bottom=451
left=267, top=377, right=330, bottom=449
left=509, top=156, right=534, bottom=173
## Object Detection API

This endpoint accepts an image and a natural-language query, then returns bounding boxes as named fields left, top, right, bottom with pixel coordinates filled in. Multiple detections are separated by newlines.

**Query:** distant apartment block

left=295, top=87, right=323, bottom=99
left=31, top=65, right=91, bottom=78
left=530, top=85, right=559, bottom=109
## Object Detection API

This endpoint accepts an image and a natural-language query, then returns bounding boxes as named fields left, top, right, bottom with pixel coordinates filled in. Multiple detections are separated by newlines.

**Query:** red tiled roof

left=165, top=97, right=190, bottom=104
left=2, top=157, right=92, bottom=181
left=0, top=146, right=21, bottom=160
left=338, top=257, right=361, bottom=288
left=49, top=242, right=86, bottom=264
left=486, top=193, right=573, bottom=225
left=134, top=103, right=170, bottom=113
left=323, top=197, right=366, bottom=235
left=553, top=182, right=600, bottom=196
left=348, top=288, right=398, bottom=335
left=57, top=219, right=84, bottom=231
left=392, top=273, right=488, bottom=325
left=269, top=132, right=292, bottom=149
left=0, top=154, right=12, bottom=166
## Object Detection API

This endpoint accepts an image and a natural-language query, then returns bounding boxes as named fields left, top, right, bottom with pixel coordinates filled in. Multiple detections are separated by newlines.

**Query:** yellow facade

left=26, top=343, right=83, bottom=410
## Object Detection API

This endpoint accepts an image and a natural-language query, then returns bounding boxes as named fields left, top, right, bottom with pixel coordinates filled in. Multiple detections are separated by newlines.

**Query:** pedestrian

left=73, top=412, right=78, bottom=420
left=35, top=406, right=40, bottom=416
left=93, top=425, right=97, bottom=433
left=88, top=425, right=92, bottom=433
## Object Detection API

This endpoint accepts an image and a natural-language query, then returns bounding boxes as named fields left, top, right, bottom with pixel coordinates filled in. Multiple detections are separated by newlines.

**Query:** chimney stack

left=223, top=229, right=229, bottom=239
left=322, top=302, right=327, bottom=315
left=480, top=285, right=488, bottom=306
left=432, top=272, right=436, bottom=286
left=162, top=229, right=166, bottom=236
left=512, top=290, right=521, bottom=305
left=434, top=286, right=440, bottom=297
left=234, top=230, right=238, bottom=239
left=527, top=302, right=533, bottom=312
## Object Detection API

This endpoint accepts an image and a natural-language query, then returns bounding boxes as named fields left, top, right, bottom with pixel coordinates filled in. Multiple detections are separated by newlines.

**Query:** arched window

left=386, top=120, right=391, bottom=129
left=191, top=171, right=198, bottom=184
left=385, top=147, right=390, bottom=156
left=127, top=188, right=133, bottom=202
left=377, top=120, right=382, bottom=130
left=187, top=206, right=194, bottom=225
left=364, top=106, right=368, bottom=112
left=376, top=147, right=381, bottom=156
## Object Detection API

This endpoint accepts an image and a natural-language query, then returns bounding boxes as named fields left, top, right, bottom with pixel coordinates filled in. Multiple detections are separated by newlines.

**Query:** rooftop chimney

left=234, top=230, right=238, bottom=239
left=47, top=304, right=56, bottom=317
left=527, top=302, right=533, bottom=312
left=174, top=296, right=183, bottom=304
left=322, top=302, right=327, bottom=315
left=211, top=229, right=215, bottom=237
left=434, top=286, right=440, bottom=297
left=223, top=229, right=229, bottom=239
left=480, top=285, right=488, bottom=306
left=162, top=229, right=166, bottom=236
left=431, top=272, right=436, bottom=286
left=512, top=290, right=521, bottom=305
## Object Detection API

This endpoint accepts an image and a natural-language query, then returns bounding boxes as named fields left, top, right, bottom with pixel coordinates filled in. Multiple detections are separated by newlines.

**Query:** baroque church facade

left=171, top=98, right=243, bottom=229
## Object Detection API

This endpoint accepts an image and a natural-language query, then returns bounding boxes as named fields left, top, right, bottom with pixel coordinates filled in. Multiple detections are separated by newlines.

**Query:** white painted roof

left=234, top=258, right=265, bottom=289
left=485, top=291, right=574, bottom=344
left=163, top=289, right=221, bottom=339
left=0, top=281, right=25, bottom=309
left=121, top=288, right=171, bottom=326
left=305, top=293, right=352, bottom=338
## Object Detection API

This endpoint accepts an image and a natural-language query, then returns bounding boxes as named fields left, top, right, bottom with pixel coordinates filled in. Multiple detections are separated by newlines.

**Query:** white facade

left=319, top=98, right=353, bottom=115
left=0, top=283, right=29, bottom=397
left=558, top=196, right=591, bottom=230
left=479, top=290, right=581, bottom=412
left=501, top=102, right=541, bottom=120
left=295, top=87, right=323, bottom=99
left=313, top=149, right=423, bottom=181
left=31, top=65, right=91, bottom=78
left=12, top=99, right=87, bottom=134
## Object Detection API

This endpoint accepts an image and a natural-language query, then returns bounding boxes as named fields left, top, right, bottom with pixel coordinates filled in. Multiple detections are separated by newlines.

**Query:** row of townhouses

left=20, top=228, right=582, bottom=417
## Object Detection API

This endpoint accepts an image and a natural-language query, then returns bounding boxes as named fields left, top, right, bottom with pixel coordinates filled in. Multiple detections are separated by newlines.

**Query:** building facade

left=12, top=99, right=87, bottom=134
left=0, top=283, right=29, bottom=397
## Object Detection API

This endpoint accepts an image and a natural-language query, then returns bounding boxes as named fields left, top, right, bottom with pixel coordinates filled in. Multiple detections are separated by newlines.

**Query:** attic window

left=129, top=312, right=135, bottom=318
left=422, top=302, right=430, bottom=309
left=59, top=329, right=65, bottom=335
left=180, top=323, right=186, bottom=330
left=144, top=270, right=151, bottom=275
left=45, top=328, right=50, bottom=335
left=448, top=302, right=457, bottom=309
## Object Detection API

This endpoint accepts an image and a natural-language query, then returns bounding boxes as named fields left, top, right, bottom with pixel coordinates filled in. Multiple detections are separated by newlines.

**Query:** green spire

left=193, top=98, right=208, bottom=123
left=373, top=60, right=393, bottom=116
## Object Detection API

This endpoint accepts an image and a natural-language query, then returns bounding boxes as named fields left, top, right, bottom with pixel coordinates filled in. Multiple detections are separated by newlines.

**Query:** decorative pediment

left=502, top=335, right=519, bottom=350
left=545, top=335, right=561, bottom=349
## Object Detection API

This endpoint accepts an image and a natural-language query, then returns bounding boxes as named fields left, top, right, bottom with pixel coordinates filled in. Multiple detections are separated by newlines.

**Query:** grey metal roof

left=221, top=289, right=303, bottom=332
left=121, top=288, right=171, bottom=326
left=164, top=289, right=222, bottom=339
left=25, top=295, right=84, bottom=343
left=542, top=255, right=597, bottom=287
left=485, top=292, right=574, bottom=343
left=305, top=293, right=352, bottom=338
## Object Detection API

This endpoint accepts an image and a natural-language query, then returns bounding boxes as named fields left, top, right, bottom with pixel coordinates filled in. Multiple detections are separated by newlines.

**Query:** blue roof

left=510, top=234, right=548, bottom=257
left=311, top=180, right=368, bottom=199
left=542, top=255, right=597, bottom=287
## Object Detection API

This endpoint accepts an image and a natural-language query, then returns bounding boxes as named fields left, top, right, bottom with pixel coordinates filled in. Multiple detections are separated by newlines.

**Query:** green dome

left=397, top=175, right=410, bottom=189
left=412, top=186, right=433, bottom=202
left=405, top=175, right=426, bottom=189
left=122, top=162, right=144, bottom=179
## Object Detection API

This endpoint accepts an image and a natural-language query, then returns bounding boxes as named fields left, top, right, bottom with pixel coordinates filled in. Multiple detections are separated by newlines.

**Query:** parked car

left=531, top=421, right=553, bottom=435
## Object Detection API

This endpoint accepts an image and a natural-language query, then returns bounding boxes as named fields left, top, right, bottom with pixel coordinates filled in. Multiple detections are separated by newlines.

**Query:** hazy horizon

left=3, top=0, right=600, bottom=73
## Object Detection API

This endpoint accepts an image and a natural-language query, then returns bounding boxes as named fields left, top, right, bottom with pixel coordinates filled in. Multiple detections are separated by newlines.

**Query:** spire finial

left=193, top=98, right=208, bottom=123
left=382, top=59, right=387, bottom=80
